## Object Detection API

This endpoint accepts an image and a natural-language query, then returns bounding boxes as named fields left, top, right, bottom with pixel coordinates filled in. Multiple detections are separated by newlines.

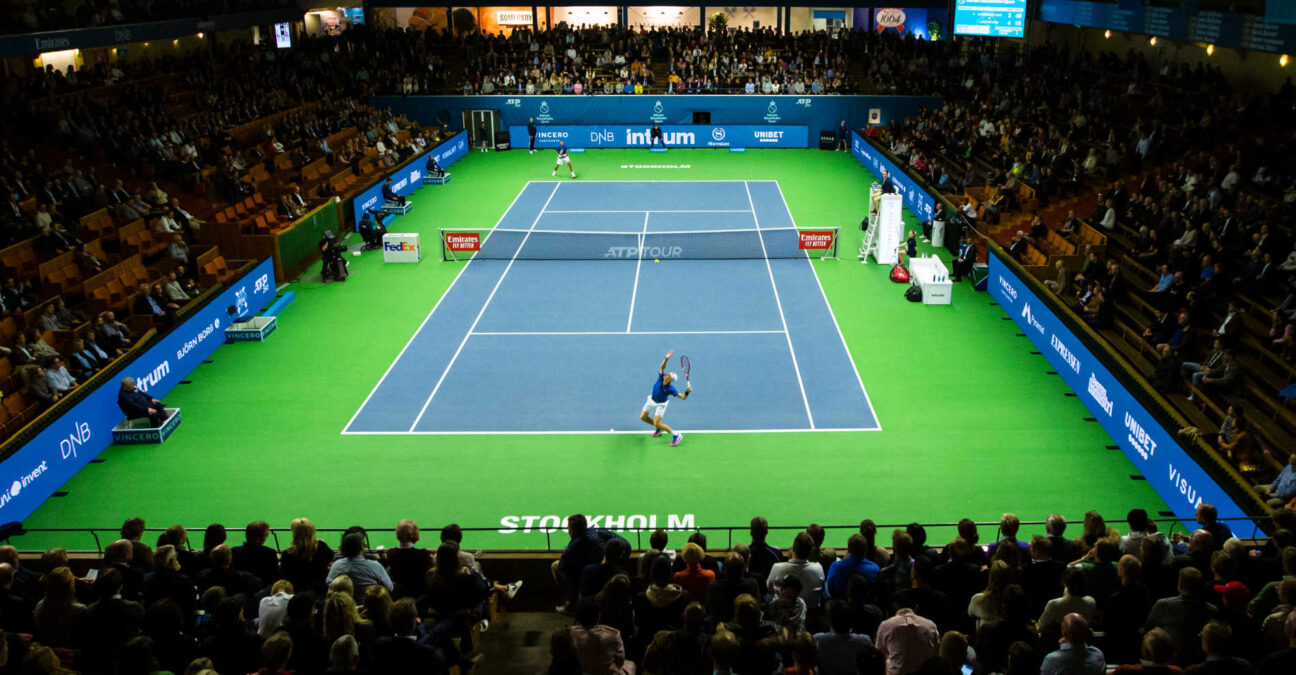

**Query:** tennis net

left=438, top=227, right=839, bottom=262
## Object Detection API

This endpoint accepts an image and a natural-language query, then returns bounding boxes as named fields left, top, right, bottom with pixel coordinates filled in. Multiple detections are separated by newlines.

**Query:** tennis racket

left=679, top=355, right=691, bottom=390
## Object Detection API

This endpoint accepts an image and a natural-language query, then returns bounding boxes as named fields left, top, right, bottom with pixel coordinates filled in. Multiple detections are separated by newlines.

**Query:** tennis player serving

left=640, top=350, right=691, bottom=446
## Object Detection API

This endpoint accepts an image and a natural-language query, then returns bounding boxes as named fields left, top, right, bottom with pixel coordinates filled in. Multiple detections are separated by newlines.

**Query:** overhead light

left=1283, top=54, right=1290, bottom=67
left=1149, top=36, right=1157, bottom=46
left=1104, top=29, right=1111, bottom=39
left=197, top=32, right=204, bottom=39
left=1206, top=44, right=1214, bottom=55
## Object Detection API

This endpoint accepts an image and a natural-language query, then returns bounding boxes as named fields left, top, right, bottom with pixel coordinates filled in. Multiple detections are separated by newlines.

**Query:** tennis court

left=343, top=180, right=880, bottom=435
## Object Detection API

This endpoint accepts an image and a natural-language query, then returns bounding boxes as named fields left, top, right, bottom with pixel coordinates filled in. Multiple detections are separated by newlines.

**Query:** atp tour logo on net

left=605, top=245, right=683, bottom=259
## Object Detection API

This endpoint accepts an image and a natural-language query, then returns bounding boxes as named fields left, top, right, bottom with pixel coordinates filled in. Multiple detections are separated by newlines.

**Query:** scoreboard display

left=953, top=0, right=1029, bottom=38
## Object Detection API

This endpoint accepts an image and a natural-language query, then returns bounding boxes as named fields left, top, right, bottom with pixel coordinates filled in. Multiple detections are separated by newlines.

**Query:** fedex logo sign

left=384, top=241, right=417, bottom=252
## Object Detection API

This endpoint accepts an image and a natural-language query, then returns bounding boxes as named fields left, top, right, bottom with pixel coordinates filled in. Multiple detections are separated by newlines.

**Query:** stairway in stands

left=648, top=61, right=670, bottom=94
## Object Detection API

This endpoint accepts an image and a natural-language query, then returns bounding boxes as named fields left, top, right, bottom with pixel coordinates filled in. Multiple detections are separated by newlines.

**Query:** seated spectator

left=1146, top=567, right=1218, bottom=665
left=168, top=198, right=204, bottom=234
left=814, top=599, right=873, bottom=675
left=326, top=533, right=393, bottom=601
left=828, top=534, right=881, bottom=599
left=74, top=241, right=107, bottom=274
left=706, top=551, right=761, bottom=625
left=143, top=545, right=198, bottom=618
left=81, top=567, right=146, bottom=667
left=1008, top=231, right=1028, bottom=260
left=554, top=514, right=629, bottom=613
left=1258, top=612, right=1296, bottom=675
left=163, top=270, right=195, bottom=302
left=232, top=521, right=278, bottom=590
left=153, top=208, right=182, bottom=235
left=768, top=532, right=827, bottom=610
left=571, top=597, right=634, bottom=674
left=44, top=356, right=76, bottom=396
left=672, top=542, right=715, bottom=605
left=767, top=575, right=807, bottom=633
left=876, top=592, right=938, bottom=675
left=1039, top=568, right=1097, bottom=637
left=96, top=311, right=133, bottom=353
left=35, top=302, right=68, bottom=332
left=133, top=281, right=171, bottom=320
left=201, top=597, right=263, bottom=675
left=1261, top=453, right=1296, bottom=510
left=1185, top=620, right=1252, bottom=675
left=1042, top=613, right=1105, bottom=675
left=386, top=519, right=432, bottom=599
left=370, top=598, right=445, bottom=672
left=420, top=541, right=490, bottom=625
left=426, top=155, right=446, bottom=178
left=33, top=566, right=86, bottom=648
left=281, top=518, right=335, bottom=595
left=634, top=555, right=689, bottom=642
left=195, top=544, right=259, bottom=598
left=581, top=537, right=630, bottom=601
left=27, top=366, right=60, bottom=406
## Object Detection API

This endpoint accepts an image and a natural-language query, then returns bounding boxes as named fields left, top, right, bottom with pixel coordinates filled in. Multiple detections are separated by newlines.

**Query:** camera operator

left=319, top=230, right=349, bottom=281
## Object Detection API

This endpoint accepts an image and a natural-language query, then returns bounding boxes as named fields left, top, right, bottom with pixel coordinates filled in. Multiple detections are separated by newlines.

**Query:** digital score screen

left=954, top=0, right=1029, bottom=38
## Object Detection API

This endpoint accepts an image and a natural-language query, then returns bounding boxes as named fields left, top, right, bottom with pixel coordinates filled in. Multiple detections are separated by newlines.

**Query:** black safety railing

left=6, top=516, right=1272, bottom=556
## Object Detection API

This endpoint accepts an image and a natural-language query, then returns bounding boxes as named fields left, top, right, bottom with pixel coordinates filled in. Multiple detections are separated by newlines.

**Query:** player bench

left=382, top=200, right=414, bottom=216
left=422, top=173, right=451, bottom=186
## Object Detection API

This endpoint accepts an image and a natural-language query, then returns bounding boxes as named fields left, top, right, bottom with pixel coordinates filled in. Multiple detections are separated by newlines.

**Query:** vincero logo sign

left=986, top=255, right=1245, bottom=521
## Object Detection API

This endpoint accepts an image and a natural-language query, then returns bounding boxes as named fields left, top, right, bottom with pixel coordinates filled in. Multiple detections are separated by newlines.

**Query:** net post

left=439, top=229, right=448, bottom=262
left=827, top=226, right=839, bottom=260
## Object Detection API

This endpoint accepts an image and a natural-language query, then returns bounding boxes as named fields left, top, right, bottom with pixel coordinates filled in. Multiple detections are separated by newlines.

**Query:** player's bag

left=889, top=263, right=909, bottom=283
left=905, top=284, right=923, bottom=302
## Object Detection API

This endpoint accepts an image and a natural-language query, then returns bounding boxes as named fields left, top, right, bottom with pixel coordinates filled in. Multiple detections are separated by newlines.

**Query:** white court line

left=406, top=182, right=561, bottom=432
left=626, top=212, right=649, bottom=332
left=771, top=181, right=882, bottom=431
left=470, top=330, right=786, bottom=336
left=342, top=427, right=882, bottom=436
left=745, top=180, right=815, bottom=429
left=543, top=209, right=753, bottom=213
left=342, top=181, right=537, bottom=433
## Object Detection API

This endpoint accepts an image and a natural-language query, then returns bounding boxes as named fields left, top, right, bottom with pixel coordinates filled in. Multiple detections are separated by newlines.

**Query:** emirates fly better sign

left=798, top=230, right=835, bottom=250
left=445, top=232, right=480, bottom=252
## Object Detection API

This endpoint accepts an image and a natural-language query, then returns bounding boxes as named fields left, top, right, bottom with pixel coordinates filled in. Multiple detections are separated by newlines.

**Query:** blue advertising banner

left=508, top=124, right=807, bottom=149
left=0, top=259, right=276, bottom=522
left=351, top=130, right=468, bottom=230
left=850, top=131, right=937, bottom=223
left=987, top=254, right=1247, bottom=523
left=370, top=95, right=942, bottom=139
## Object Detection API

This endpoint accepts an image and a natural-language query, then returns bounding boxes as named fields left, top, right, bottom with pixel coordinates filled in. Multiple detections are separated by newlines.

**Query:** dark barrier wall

left=276, top=199, right=340, bottom=282
left=349, top=130, right=470, bottom=230
left=370, top=95, right=943, bottom=135
left=510, top=124, right=808, bottom=149
left=0, top=259, right=277, bottom=522
left=988, top=248, right=1251, bottom=522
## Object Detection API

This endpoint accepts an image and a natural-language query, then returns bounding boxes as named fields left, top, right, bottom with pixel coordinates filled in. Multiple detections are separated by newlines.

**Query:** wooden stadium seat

left=0, top=358, right=15, bottom=393
left=253, top=193, right=266, bottom=206
left=234, top=202, right=249, bottom=216
left=214, top=211, right=228, bottom=224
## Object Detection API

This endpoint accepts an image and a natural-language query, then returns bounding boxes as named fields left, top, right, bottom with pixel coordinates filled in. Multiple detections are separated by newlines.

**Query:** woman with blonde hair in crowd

left=323, top=590, right=372, bottom=647
left=280, top=517, right=334, bottom=594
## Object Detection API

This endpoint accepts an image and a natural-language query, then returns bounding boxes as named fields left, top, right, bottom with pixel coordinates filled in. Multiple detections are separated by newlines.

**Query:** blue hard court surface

left=343, top=180, right=879, bottom=434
